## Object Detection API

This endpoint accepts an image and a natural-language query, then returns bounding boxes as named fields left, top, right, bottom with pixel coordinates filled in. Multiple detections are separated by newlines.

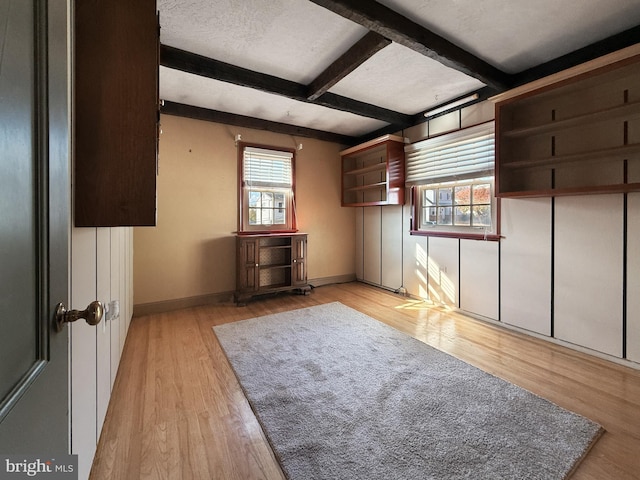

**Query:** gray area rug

left=213, top=302, right=602, bottom=480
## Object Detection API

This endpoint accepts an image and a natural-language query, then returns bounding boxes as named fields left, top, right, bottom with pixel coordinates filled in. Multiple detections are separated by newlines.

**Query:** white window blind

left=404, top=122, right=495, bottom=184
left=243, top=146, right=293, bottom=188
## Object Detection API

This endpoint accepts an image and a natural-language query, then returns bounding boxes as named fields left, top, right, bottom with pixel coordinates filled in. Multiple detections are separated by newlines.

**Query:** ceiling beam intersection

left=160, top=44, right=413, bottom=126
left=307, top=31, right=391, bottom=100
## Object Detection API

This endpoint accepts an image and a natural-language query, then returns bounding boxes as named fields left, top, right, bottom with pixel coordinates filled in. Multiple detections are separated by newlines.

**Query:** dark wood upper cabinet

left=74, top=0, right=159, bottom=227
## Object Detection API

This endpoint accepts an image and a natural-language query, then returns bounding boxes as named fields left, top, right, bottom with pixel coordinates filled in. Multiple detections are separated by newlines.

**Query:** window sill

left=410, top=229, right=501, bottom=241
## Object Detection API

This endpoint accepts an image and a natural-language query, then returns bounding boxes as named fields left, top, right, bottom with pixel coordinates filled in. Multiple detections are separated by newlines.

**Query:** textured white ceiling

left=377, top=0, right=640, bottom=73
left=159, top=0, right=368, bottom=84
left=328, top=42, right=485, bottom=115
left=158, top=0, right=640, bottom=139
left=160, top=67, right=388, bottom=137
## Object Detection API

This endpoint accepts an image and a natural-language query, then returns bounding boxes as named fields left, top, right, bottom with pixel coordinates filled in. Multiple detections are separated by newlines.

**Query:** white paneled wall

left=353, top=103, right=638, bottom=367
left=381, top=206, right=403, bottom=289
left=354, top=189, right=637, bottom=365
left=460, top=239, right=498, bottom=319
left=554, top=195, right=624, bottom=358
left=71, top=226, right=133, bottom=480
left=628, top=193, right=640, bottom=363
left=427, top=237, right=460, bottom=308
left=500, top=198, right=552, bottom=335
left=362, top=207, right=381, bottom=285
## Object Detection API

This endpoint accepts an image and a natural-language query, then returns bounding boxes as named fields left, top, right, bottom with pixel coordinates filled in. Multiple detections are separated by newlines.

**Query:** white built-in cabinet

left=362, top=208, right=382, bottom=285
left=554, top=195, right=624, bottom=358
left=71, top=226, right=133, bottom=480
left=381, top=206, right=403, bottom=289
left=500, top=198, right=552, bottom=335
left=460, top=240, right=499, bottom=320
left=427, top=237, right=460, bottom=308
left=627, top=192, right=640, bottom=363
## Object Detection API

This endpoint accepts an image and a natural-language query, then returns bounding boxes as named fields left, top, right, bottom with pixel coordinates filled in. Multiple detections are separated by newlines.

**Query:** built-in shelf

left=495, top=54, right=640, bottom=197
left=341, top=134, right=407, bottom=206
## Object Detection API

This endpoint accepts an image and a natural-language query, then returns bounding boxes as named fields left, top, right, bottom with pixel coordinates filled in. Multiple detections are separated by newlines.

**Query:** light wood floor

left=90, top=282, right=640, bottom=479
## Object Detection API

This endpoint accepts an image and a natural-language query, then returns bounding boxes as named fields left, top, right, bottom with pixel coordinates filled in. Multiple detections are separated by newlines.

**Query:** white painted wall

left=71, top=226, right=133, bottom=480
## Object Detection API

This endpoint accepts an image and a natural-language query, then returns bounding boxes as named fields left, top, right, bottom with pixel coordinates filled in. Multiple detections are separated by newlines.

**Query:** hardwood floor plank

left=90, top=282, right=640, bottom=479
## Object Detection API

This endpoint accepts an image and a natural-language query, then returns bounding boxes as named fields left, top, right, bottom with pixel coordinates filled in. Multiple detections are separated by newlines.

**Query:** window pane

left=454, top=206, right=470, bottom=226
left=473, top=184, right=491, bottom=204
left=421, top=206, right=437, bottom=226
left=472, top=205, right=491, bottom=226
left=454, top=185, right=471, bottom=205
left=248, top=208, right=259, bottom=225
left=438, top=188, right=453, bottom=206
left=423, top=189, right=436, bottom=206
left=249, top=191, right=260, bottom=207
left=261, top=192, right=273, bottom=207
left=260, top=208, right=272, bottom=225
left=437, top=206, right=452, bottom=225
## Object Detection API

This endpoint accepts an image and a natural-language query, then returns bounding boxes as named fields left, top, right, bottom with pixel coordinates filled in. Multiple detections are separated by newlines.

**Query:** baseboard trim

left=309, top=274, right=357, bottom=287
left=134, top=291, right=235, bottom=317
left=133, top=274, right=357, bottom=316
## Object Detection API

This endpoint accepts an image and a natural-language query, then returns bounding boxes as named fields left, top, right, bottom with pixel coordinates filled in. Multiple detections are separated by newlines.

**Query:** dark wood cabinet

left=74, top=0, right=159, bottom=226
left=341, top=135, right=406, bottom=206
left=495, top=54, right=640, bottom=198
left=236, top=233, right=310, bottom=304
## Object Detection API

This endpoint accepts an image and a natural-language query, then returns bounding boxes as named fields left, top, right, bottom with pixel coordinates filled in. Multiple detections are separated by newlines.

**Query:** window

left=239, top=143, right=296, bottom=232
left=405, top=122, right=498, bottom=239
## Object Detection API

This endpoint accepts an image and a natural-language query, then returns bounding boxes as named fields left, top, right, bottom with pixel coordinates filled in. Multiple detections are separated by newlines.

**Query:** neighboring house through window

left=238, top=143, right=297, bottom=232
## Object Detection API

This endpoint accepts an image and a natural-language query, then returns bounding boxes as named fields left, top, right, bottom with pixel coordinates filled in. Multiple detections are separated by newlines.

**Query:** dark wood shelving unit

left=495, top=55, right=640, bottom=197
left=341, top=135, right=406, bottom=206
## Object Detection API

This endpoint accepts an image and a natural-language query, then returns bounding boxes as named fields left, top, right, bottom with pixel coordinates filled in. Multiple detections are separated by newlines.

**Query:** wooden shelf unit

left=495, top=55, right=640, bottom=197
left=341, top=135, right=406, bottom=206
left=235, top=233, right=310, bottom=304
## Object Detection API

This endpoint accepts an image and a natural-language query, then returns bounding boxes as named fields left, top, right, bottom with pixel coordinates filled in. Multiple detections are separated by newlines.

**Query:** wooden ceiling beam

left=308, top=0, right=512, bottom=91
left=160, top=44, right=413, bottom=126
left=306, top=31, right=391, bottom=101
left=161, top=101, right=358, bottom=145
left=512, top=25, right=640, bottom=86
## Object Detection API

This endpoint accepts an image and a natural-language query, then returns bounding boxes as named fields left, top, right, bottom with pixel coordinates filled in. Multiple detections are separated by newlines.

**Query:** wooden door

left=292, top=236, right=307, bottom=286
left=237, top=237, right=259, bottom=292
left=0, top=0, right=70, bottom=452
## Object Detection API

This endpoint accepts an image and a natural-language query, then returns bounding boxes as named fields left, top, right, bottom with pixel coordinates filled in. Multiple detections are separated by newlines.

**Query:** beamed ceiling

left=158, top=0, right=640, bottom=146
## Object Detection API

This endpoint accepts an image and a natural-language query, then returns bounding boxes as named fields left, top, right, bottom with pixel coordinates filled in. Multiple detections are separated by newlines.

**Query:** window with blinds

left=239, top=145, right=296, bottom=232
left=405, top=122, right=498, bottom=238
left=405, top=122, right=495, bottom=184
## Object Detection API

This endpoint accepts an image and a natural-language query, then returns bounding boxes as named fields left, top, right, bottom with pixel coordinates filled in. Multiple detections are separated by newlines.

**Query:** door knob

left=54, top=301, right=104, bottom=332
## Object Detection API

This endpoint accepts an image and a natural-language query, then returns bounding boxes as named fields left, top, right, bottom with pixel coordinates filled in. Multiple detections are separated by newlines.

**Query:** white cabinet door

left=355, top=208, right=364, bottom=280
left=71, top=228, right=98, bottom=480
left=427, top=237, right=459, bottom=307
left=627, top=193, right=640, bottom=362
left=381, top=206, right=403, bottom=290
left=363, top=207, right=382, bottom=285
left=554, top=195, right=623, bottom=357
left=500, top=198, right=552, bottom=335
left=460, top=239, right=499, bottom=320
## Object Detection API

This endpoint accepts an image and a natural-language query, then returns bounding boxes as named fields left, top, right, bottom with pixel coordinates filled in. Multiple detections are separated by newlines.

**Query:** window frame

left=237, top=142, right=297, bottom=233
left=406, top=122, right=501, bottom=241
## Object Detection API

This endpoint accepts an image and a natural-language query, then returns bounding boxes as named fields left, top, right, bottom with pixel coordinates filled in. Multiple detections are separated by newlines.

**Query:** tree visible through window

left=239, top=143, right=296, bottom=232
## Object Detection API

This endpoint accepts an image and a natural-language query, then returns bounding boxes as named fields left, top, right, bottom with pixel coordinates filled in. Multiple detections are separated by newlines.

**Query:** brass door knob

left=54, top=301, right=104, bottom=332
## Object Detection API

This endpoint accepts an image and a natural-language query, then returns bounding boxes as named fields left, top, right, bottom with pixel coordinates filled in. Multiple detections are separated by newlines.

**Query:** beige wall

left=133, top=114, right=355, bottom=306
